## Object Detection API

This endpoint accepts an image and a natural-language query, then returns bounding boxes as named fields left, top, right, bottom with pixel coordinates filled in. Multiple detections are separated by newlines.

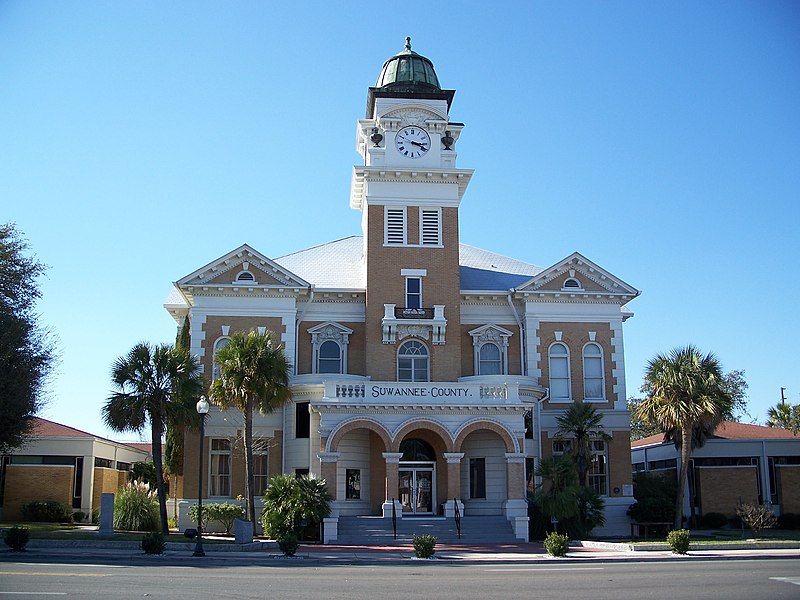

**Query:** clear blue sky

left=2, top=1, right=798, bottom=441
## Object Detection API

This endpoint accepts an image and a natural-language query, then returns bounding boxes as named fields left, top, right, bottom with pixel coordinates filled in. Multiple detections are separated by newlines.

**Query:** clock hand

left=408, top=140, right=427, bottom=149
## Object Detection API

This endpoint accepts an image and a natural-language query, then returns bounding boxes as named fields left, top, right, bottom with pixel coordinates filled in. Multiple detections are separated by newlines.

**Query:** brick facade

left=697, top=466, right=759, bottom=516
left=3, top=465, right=74, bottom=521
left=777, top=465, right=800, bottom=513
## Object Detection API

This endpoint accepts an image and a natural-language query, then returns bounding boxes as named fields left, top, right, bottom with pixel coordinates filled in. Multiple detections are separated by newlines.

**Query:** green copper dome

left=375, top=37, right=441, bottom=91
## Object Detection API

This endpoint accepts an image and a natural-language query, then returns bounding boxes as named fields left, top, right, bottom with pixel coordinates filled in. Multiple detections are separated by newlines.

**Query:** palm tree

left=636, top=345, right=732, bottom=529
left=533, top=455, right=580, bottom=531
left=555, top=402, right=609, bottom=487
left=209, top=330, right=292, bottom=524
left=767, top=402, right=800, bottom=435
left=103, top=343, right=203, bottom=535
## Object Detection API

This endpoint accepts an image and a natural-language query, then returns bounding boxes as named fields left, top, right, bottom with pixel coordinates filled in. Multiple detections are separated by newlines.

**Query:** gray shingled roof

left=167, top=236, right=542, bottom=303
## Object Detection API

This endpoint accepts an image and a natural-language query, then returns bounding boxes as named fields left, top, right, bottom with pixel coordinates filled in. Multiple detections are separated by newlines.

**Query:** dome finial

left=404, top=36, right=412, bottom=51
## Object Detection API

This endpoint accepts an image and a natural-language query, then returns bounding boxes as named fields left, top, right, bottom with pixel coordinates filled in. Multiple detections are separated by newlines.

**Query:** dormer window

left=563, top=278, right=582, bottom=290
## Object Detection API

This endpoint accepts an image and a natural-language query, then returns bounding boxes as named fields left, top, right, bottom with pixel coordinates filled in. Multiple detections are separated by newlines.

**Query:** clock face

left=395, top=126, right=431, bottom=158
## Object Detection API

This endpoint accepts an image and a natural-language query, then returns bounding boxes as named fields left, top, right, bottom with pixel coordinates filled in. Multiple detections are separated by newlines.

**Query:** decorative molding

left=308, top=322, right=354, bottom=375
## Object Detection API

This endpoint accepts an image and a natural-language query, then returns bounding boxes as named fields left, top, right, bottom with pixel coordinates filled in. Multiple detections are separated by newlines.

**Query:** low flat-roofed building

left=0, top=417, right=149, bottom=521
left=631, top=421, right=800, bottom=519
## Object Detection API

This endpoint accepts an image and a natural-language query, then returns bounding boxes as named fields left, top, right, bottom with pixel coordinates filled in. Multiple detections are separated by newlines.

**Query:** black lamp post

left=193, top=396, right=210, bottom=557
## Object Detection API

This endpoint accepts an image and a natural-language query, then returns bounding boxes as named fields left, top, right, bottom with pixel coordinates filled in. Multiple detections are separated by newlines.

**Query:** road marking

left=484, top=567, right=604, bottom=572
left=0, top=593, right=67, bottom=596
left=770, top=577, right=800, bottom=586
left=0, top=572, right=107, bottom=577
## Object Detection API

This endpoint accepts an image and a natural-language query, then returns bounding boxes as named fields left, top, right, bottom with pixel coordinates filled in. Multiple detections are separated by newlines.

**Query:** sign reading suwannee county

left=370, top=384, right=473, bottom=398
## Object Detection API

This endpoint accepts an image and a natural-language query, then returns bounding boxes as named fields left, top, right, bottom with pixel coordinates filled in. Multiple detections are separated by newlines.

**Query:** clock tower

left=349, top=39, right=474, bottom=382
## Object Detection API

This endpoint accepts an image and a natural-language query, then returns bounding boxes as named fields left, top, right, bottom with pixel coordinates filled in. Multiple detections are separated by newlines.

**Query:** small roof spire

left=405, top=36, right=412, bottom=51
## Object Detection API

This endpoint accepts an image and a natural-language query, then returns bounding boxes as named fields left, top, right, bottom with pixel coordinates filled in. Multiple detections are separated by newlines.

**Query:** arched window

left=583, top=343, right=605, bottom=401
left=212, top=337, right=230, bottom=381
left=563, top=278, right=582, bottom=289
left=397, top=340, right=429, bottom=382
left=548, top=342, right=571, bottom=401
left=236, top=271, right=255, bottom=282
left=478, top=342, right=503, bottom=375
left=317, top=340, right=342, bottom=374
left=399, top=438, right=435, bottom=462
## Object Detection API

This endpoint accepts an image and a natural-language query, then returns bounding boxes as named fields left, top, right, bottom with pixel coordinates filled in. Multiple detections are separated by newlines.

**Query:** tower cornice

left=349, top=166, right=474, bottom=210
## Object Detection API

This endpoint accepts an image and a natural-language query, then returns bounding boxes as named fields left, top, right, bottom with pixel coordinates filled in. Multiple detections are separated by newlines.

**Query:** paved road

left=1, top=557, right=799, bottom=599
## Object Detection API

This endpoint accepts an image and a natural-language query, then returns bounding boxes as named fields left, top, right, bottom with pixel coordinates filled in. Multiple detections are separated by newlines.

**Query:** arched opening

left=396, top=426, right=450, bottom=515
left=458, top=428, right=509, bottom=516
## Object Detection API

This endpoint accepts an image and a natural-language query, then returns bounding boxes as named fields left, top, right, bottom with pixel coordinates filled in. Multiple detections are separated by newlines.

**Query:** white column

left=442, top=452, right=465, bottom=518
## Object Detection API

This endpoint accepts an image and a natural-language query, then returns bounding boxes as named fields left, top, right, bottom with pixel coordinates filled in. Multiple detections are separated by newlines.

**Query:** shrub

left=412, top=534, right=437, bottom=559
left=667, top=529, right=690, bottom=554
left=73, top=511, right=87, bottom=523
left=141, top=531, right=166, bottom=555
left=543, top=532, right=570, bottom=557
left=700, top=512, right=728, bottom=529
left=777, top=513, right=800, bottom=530
left=4, top=526, right=30, bottom=551
left=20, top=500, right=72, bottom=523
left=276, top=532, right=299, bottom=557
left=261, top=474, right=332, bottom=542
left=188, top=502, right=246, bottom=534
left=561, top=487, right=606, bottom=539
left=628, top=472, right=676, bottom=524
left=114, top=481, right=160, bottom=532
left=91, top=509, right=100, bottom=525
left=736, top=502, right=777, bottom=539
left=167, top=517, right=178, bottom=530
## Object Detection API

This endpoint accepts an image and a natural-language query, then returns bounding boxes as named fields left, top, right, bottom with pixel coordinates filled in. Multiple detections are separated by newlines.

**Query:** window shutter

left=385, top=208, right=406, bottom=245
left=420, top=209, right=441, bottom=245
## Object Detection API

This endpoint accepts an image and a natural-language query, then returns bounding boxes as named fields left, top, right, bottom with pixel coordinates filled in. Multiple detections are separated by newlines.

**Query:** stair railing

left=453, top=498, right=462, bottom=540
left=392, top=497, right=397, bottom=540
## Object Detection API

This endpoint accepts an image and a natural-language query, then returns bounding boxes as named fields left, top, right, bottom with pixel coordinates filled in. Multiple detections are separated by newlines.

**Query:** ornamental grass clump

left=141, top=531, right=166, bottom=555
left=4, top=526, right=30, bottom=551
left=412, top=534, right=437, bottom=559
left=543, top=531, right=570, bottom=557
left=667, top=529, right=691, bottom=554
left=114, top=481, right=160, bottom=532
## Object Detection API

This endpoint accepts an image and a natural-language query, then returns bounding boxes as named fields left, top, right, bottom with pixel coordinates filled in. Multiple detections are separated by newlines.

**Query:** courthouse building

left=166, top=40, right=640, bottom=542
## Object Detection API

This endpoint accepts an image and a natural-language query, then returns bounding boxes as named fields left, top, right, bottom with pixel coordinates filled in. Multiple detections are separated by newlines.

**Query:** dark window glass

left=116, top=461, right=131, bottom=472
left=94, top=457, right=113, bottom=468
left=73, top=457, right=83, bottom=508
left=295, top=402, right=310, bottom=439
left=11, top=455, right=76, bottom=465
left=399, top=438, right=435, bottom=462
left=470, top=458, right=486, bottom=499
left=524, top=411, right=534, bottom=440
left=406, top=277, right=422, bottom=308
left=0, top=456, right=10, bottom=506
left=295, top=468, right=309, bottom=479
left=346, top=469, right=361, bottom=500
left=525, top=457, right=536, bottom=494
left=317, top=341, right=342, bottom=374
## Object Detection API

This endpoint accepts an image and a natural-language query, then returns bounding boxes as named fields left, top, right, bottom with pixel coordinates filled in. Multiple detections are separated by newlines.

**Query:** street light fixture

left=193, top=396, right=210, bottom=557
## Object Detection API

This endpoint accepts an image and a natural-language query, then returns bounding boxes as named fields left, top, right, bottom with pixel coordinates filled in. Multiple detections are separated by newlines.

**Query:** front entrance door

left=399, top=465, right=435, bottom=514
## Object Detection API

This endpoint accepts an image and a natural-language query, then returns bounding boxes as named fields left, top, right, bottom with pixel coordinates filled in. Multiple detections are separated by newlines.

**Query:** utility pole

left=780, top=387, right=786, bottom=405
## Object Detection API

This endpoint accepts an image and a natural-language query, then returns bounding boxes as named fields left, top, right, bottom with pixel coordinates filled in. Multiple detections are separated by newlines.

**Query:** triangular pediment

left=516, top=252, right=639, bottom=298
left=307, top=321, right=354, bottom=336
left=467, top=324, right=514, bottom=338
left=176, top=244, right=310, bottom=289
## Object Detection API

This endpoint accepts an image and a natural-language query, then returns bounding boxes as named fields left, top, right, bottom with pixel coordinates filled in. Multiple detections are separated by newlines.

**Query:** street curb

left=576, top=540, right=800, bottom=552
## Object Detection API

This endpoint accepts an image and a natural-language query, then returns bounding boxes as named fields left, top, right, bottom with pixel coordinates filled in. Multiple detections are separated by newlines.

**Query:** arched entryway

left=393, top=423, right=452, bottom=515
left=398, top=438, right=437, bottom=514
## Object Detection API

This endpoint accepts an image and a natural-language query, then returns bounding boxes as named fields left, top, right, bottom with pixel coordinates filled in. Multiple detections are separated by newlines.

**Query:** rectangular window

left=549, top=355, right=571, bottom=401
left=72, top=457, right=83, bottom=509
left=385, top=207, right=406, bottom=245
left=253, top=450, right=269, bottom=496
left=552, top=439, right=573, bottom=455
left=0, top=456, right=10, bottom=507
left=405, top=277, right=422, bottom=309
left=94, top=457, right=113, bottom=468
left=588, top=440, right=608, bottom=496
left=469, top=458, right=486, bottom=499
left=295, top=402, right=310, bottom=439
left=210, top=438, right=231, bottom=497
left=346, top=469, right=361, bottom=500
left=420, top=208, right=442, bottom=245
left=116, top=461, right=131, bottom=472
left=295, top=468, right=310, bottom=478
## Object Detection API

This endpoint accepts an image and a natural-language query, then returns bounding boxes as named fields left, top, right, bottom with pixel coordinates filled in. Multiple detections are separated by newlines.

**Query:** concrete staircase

left=335, top=515, right=518, bottom=545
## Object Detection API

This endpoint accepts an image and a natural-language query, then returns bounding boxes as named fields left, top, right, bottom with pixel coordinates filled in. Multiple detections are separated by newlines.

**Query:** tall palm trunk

left=151, top=418, right=169, bottom=535
left=675, top=426, right=692, bottom=530
left=244, top=398, right=256, bottom=525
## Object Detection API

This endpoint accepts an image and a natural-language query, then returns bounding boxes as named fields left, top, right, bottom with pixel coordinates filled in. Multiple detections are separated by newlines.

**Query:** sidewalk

left=2, top=542, right=797, bottom=565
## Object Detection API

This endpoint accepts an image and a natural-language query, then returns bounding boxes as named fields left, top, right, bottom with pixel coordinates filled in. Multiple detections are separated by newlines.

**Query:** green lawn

left=0, top=523, right=233, bottom=544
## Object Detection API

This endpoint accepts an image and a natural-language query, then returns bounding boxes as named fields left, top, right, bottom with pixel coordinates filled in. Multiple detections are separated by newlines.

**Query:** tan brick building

left=632, top=421, right=800, bottom=521
left=166, top=40, right=640, bottom=541
left=0, top=418, right=148, bottom=521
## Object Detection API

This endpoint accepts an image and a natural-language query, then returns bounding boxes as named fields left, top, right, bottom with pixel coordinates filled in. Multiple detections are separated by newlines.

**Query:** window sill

left=584, top=398, right=607, bottom=403
left=547, top=398, right=573, bottom=403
